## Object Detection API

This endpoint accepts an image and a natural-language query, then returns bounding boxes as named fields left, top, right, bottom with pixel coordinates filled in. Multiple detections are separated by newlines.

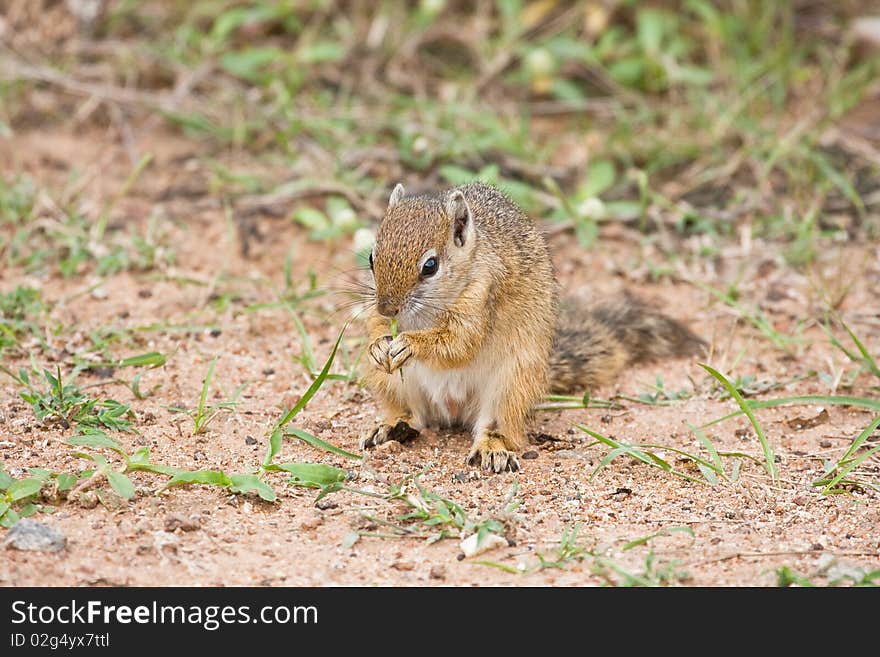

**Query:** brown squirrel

left=360, top=182, right=704, bottom=472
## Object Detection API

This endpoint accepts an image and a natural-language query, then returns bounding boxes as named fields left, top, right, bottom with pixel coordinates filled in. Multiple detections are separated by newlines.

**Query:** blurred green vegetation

left=0, top=0, right=878, bottom=259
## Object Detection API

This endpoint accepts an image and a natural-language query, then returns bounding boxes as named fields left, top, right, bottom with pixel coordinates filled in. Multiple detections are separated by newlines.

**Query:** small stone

left=5, top=519, right=66, bottom=552
left=138, top=289, right=153, bottom=298
left=459, top=532, right=507, bottom=558
left=78, top=491, right=99, bottom=508
left=811, top=543, right=824, bottom=551
left=391, top=561, right=415, bottom=571
left=299, top=513, right=323, bottom=530
left=429, top=565, right=446, bottom=580
left=521, top=451, right=539, bottom=460
left=262, top=368, right=275, bottom=376
left=245, top=436, right=258, bottom=446
left=91, top=287, right=108, bottom=300
left=819, top=440, right=832, bottom=448
left=209, top=328, right=222, bottom=338
left=376, top=440, right=402, bottom=454
left=452, top=471, right=468, bottom=483
left=315, top=498, right=338, bottom=510
left=164, top=513, right=201, bottom=532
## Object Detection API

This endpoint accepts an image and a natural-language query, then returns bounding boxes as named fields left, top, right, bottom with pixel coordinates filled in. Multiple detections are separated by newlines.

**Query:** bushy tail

left=549, top=294, right=705, bottom=394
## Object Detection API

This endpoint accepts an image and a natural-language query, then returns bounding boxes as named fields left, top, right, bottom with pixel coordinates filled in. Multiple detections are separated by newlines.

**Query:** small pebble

left=164, top=513, right=201, bottom=533
left=521, top=451, right=539, bottom=460
left=429, top=565, right=446, bottom=580
left=245, top=436, right=258, bottom=446
left=299, top=513, right=323, bottom=530
left=376, top=440, right=402, bottom=454
left=5, top=519, right=66, bottom=552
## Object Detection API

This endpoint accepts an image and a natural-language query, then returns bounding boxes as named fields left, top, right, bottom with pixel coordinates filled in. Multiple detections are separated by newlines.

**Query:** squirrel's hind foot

left=359, top=418, right=420, bottom=449
left=467, top=431, right=521, bottom=473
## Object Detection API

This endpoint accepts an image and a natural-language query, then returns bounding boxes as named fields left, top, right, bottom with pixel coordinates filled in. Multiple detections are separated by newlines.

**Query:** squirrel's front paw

left=359, top=420, right=420, bottom=449
left=467, top=432, right=521, bottom=473
left=368, top=335, right=393, bottom=373
left=386, top=334, right=413, bottom=373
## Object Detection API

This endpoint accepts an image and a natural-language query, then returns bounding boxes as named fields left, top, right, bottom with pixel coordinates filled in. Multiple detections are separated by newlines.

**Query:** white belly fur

left=403, top=350, right=501, bottom=430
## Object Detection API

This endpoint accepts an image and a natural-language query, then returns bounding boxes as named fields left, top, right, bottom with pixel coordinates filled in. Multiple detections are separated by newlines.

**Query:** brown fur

left=550, top=294, right=706, bottom=393
left=361, top=182, right=703, bottom=472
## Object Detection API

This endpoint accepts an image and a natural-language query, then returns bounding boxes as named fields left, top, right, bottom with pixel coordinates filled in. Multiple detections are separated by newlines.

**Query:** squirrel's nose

left=377, top=297, right=399, bottom=317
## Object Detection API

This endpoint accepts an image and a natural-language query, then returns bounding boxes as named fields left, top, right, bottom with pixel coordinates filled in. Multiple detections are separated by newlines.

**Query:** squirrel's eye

left=421, top=257, right=438, bottom=277
left=369, top=251, right=374, bottom=270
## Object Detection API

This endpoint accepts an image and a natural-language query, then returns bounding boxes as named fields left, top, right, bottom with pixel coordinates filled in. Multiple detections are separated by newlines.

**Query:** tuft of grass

left=1, top=365, right=134, bottom=433
left=169, top=357, right=245, bottom=435
left=536, top=523, right=590, bottom=570
left=776, top=565, right=879, bottom=588
left=699, top=364, right=777, bottom=483
left=0, top=286, right=44, bottom=355
left=822, top=313, right=880, bottom=383
left=578, top=425, right=721, bottom=485
left=813, top=415, right=880, bottom=495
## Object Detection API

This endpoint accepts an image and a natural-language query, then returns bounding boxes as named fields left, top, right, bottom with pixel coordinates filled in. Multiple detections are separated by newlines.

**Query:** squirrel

left=359, top=182, right=705, bottom=473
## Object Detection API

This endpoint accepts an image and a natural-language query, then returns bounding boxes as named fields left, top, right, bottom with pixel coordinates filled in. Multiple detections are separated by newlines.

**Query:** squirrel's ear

left=446, top=190, right=473, bottom=248
left=388, top=183, right=406, bottom=208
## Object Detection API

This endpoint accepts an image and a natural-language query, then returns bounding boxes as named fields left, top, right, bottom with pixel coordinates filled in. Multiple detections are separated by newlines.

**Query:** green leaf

left=581, top=160, right=616, bottom=198
left=56, top=473, right=77, bottom=491
left=1, top=507, right=20, bottom=527
left=68, top=430, right=126, bottom=456
left=296, top=41, right=345, bottom=64
left=118, top=352, right=167, bottom=368
left=637, top=9, right=667, bottom=54
left=608, top=57, right=644, bottom=86
left=165, top=470, right=232, bottom=488
left=27, top=468, right=53, bottom=482
left=272, top=463, right=346, bottom=489
left=229, top=474, right=276, bottom=502
left=0, top=467, right=13, bottom=490
left=220, top=47, right=284, bottom=81
left=292, top=207, right=328, bottom=231
left=286, top=428, right=361, bottom=460
left=106, top=471, right=136, bottom=499
left=0, top=501, right=9, bottom=516
left=7, top=478, right=43, bottom=501
left=262, top=428, right=284, bottom=470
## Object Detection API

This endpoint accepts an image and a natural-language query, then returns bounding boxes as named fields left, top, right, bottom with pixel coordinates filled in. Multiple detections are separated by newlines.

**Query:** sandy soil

left=1, top=126, right=878, bottom=586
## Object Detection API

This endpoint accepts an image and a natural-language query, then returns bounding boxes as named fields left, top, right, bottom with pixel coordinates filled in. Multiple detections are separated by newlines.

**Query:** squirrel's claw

left=368, top=335, right=394, bottom=373
left=387, top=335, right=413, bottom=372
left=467, top=432, right=521, bottom=473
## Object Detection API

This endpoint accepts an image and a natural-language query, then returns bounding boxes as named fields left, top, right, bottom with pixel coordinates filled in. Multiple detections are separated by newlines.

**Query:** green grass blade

left=688, top=423, right=724, bottom=473
left=286, top=428, right=360, bottom=460
left=197, top=357, right=218, bottom=421
left=273, top=325, right=347, bottom=433
left=117, top=352, right=167, bottom=368
left=621, top=526, right=694, bottom=551
left=473, top=560, right=521, bottom=574
left=817, top=444, right=880, bottom=494
left=700, top=364, right=777, bottom=482
left=702, top=395, right=880, bottom=428
left=840, top=415, right=880, bottom=463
